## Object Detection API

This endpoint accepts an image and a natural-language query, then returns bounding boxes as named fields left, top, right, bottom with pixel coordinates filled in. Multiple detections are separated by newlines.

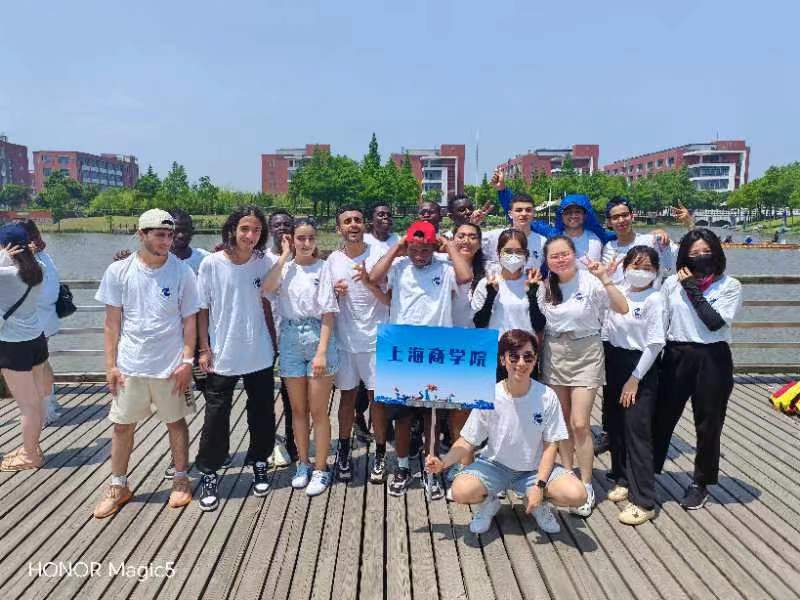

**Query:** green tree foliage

left=135, top=165, right=161, bottom=197
left=36, top=171, right=90, bottom=222
left=0, top=184, right=31, bottom=209
left=729, top=162, right=800, bottom=219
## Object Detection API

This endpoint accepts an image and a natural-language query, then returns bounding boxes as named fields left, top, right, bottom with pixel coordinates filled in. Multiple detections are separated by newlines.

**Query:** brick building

left=261, top=144, right=331, bottom=194
left=603, top=140, right=750, bottom=192
left=390, top=144, right=465, bottom=205
left=0, top=136, right=31, bottom=188
left=31, top=150, right=139, bottom=193
left=495, top=145, right=600, bottom=181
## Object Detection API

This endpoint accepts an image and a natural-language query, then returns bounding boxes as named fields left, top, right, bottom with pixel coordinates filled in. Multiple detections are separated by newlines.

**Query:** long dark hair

left=496, top=228, right=529, bottom=256
left=543, top=235, right=576, bottom=305
left=221, top=205, right=269, bottom=256
left=454, top=223, right=486, bottom=291
left=676, top=227, right=726, bottom=276
left=13, top=248, right=44, bottom=287
left=292, top=217, right=320, bottom=258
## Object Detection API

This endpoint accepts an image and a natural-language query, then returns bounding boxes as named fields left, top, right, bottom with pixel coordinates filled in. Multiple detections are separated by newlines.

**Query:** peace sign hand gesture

left=469, top=201, right=493, bottom=225
left=525, top=268, right=542, bottom=292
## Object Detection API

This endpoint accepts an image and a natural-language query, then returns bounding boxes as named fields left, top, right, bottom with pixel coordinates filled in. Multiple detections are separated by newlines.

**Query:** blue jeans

left=279, top=318, right=339, bottom=378
left=457, top=456, right=571, bottom=496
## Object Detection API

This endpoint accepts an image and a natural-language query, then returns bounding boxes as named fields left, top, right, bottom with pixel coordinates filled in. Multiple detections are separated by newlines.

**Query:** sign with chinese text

left=375, top=324, right=497, bottom=410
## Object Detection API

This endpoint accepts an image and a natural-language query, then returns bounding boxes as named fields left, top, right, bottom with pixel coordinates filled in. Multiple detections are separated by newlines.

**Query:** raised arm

left=262, top=235, right=292, bottom=294
left=369, top=239, right=406, bottom=285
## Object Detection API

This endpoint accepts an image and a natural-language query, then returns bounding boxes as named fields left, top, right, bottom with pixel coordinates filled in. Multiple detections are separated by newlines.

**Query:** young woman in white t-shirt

left=652, top=228, right=743, bottom=510
left=263, top=218, right=340, bottom=497
left=537, top=235, right=629, bottom=517
left=602, top=246, right=666, bottom=526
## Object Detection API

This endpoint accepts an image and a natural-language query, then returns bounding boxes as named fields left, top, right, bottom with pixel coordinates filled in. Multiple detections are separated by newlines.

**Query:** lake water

left=40, top=227, right=799, bottom=374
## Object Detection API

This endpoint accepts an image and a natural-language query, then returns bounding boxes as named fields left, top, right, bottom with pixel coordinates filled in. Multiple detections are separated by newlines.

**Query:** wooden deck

left=0, top=376, right=799, bottom=600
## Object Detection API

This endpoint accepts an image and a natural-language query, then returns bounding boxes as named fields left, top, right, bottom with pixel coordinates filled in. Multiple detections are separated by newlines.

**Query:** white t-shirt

left=452, top=281, right=475, bottom=328
left=662, top=274, right=743, bottom=344
left=604, top=286, right=666, bottom=351
left=471, top=276, right=533, bottom=335
left=35, top=250, right=60, bottom=337
left=387, top=257, right=457, bottom=326
left=365, top=232, right=400, bottom=257
left=482, top=228, right=547, bottom=272
left=537, top=269, right=609, bottom=337
left=569, top=230, right=603, bottom=269
left=182, top=247, right=210, bottom=275
left=0, top=250, right=42, bottom=343
left=277, top=259, right=339, bottom=323
left=197, top=251, right=274, bottom=376
left=601, top=233, right=676, bottom=284
left=322, top=247, right=388, bottom=353
left=96, top=253, right=200, bottom=379
left=461, top=380, right=568, bottom=472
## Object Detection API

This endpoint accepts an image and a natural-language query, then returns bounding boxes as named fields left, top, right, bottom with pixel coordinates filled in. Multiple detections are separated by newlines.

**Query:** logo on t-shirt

left=313, top=277, right=320, bottom=287
left=253, top=277, right=262, bottom=288
left=533, top=412, right=543, bottom=425
left=709, top=297, right=718, bottom=305
left=633, top=307, right=643, bottom=319
left=161, top=287, right=171, bottom=297
left=574, top=292, right=585, bottom=302
left=432, top=276, right=442, bottom=286
left=532, top=250, right=539, bottom=259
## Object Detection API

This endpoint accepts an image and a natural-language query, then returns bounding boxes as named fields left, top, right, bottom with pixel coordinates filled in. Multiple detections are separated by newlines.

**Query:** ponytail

left=14, top=249, right=44, bottom=287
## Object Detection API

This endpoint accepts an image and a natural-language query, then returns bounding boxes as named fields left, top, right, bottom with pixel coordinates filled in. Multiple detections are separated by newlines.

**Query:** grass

left=740, top=216, right=800, bottom=235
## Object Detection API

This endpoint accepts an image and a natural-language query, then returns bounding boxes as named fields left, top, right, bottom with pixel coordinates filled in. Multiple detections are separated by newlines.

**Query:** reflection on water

left=41, top=227, right=800, bottom=374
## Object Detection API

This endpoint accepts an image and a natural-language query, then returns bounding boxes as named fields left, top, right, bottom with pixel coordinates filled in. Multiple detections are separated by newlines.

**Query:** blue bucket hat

left=0, top=223, right=30, bottom=247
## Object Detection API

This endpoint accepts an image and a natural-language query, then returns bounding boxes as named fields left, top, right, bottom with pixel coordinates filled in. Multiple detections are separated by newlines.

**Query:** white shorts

left=335, top=351, right=376, bottom=391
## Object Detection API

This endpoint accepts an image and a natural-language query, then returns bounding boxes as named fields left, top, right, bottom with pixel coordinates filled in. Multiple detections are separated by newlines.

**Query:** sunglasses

left=507, top=352, right=536, bottom=364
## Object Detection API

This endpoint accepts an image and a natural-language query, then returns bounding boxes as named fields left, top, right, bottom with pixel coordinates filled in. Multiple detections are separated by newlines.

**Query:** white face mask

left=624, top=268, right=657, bottom=288
left=500, top=253, right=525, bottom=273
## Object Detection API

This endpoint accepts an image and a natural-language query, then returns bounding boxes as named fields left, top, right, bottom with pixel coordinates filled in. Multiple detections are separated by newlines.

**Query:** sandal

left=1, top=450, right=43, bottom=471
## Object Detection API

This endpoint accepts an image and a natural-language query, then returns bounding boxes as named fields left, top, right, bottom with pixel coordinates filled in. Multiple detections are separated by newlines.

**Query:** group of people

left=0, top=170, right=742, bottom=536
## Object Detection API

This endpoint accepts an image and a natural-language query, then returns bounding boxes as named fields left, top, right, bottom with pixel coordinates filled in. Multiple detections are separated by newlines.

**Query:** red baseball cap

left=405, top=220, right=437, bottom=245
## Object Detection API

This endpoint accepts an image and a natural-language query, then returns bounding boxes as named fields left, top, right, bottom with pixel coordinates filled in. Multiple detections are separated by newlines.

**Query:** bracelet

left=181, top=358, right=194, bottom=366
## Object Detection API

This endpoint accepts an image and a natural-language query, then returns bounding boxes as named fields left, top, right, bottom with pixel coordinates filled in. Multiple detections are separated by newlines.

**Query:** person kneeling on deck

left=94, top=209, right=200, bottom=518
left=425, top=329, right=586, bottom=534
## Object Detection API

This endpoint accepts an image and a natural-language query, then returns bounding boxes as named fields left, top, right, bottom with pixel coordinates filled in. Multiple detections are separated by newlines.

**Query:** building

left=603, top=140, right=750, bottom=192
left=495, top=145, right=600, bottom=181
left=390, top=144, right=465, bottom=204
left=0, top=136, right=31, bottom=188
left=261, top=144, right=331, bottom=194
left=31, top=151, right=139, bottom=193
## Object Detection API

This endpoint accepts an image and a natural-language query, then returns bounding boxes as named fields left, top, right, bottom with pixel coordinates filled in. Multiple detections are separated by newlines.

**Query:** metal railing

left=50, top=276, right=800, bottom=380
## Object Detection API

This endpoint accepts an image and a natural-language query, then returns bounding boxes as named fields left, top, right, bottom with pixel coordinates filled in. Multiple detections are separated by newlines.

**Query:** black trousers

left=280, top=378, right=296, bottom=456
left=652, top=341, right=733, bottom=486
left=603, top=343, right=659, bottom=510
left=196, top=367, right=276, bottom=474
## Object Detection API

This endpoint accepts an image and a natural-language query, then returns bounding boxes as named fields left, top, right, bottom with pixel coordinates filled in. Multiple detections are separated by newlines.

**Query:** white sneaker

left=292, top=463, right=312, bottom=489
left=469, top=496, right=501, bottom=534
left=270, top=443, right=291, bottom=468
left=306, top=469, right=332, bottom=497
left=532, top=504, right=560, bottom=533
left=446, top=487, right=454, bottom=502
left=49, top=396, right=64, bottom=413
left=571, top=483, right=596, bottom=517
left=43, top=402, right=59, bottom=427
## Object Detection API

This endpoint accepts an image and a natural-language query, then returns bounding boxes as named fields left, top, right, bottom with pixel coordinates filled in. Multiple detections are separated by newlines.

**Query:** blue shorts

left=456, top=456, right=573, bottom=496
left=279, top=318, right=339, bottom=378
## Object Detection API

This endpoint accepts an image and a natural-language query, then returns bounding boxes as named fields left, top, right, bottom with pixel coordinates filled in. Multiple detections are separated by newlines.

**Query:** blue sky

left=2, top=0, right=797, bottom=190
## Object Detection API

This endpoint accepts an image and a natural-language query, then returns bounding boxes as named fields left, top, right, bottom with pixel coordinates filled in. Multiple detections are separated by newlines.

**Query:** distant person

left=195, top=206, right=278, bottom=511
left=0, top=224, right=47, bottom=472
left=425, top=329, right=587, bottom=534
left=14, top=219, right=63, bottom=426
left=418, top=200, right=443, bottom=233
left=93, top=209, right=199, bottom=517
left=653, top=228, right=742, bottom=510
left=445, top=195, right=492, bottom=235
left=772, top=230, right=780, bottom=243
left=744, top=236, right=753, bottom=245
left=364, top=202, right=399, bottom=254
left=723, top=235, right=733, bottom=244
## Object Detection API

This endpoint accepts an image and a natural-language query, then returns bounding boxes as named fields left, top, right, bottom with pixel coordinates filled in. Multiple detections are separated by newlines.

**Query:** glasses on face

left=507, top=352, right=536, bottom=364
left=501, top=248, right=526, bottom=257
left=548, top=251, right=573, bottom=261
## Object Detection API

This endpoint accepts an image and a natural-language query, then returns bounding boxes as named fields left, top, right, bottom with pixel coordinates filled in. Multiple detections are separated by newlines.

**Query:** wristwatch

left=535, top=479, right=547, bottom=490
left=181, top=358, right=194, bottom=366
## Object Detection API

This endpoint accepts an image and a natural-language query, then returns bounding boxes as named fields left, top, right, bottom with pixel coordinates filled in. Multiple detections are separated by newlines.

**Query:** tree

left=135, top=165, right=161, bottom=197
left=161, top=162, right=190, bottom=200
left=422, top=187, right=442, bottom=204
left=396, top=153, right=421, bottom=210
left=194, top=175, right=219, bottom=214
left=0, top=184, right=31, bottom=209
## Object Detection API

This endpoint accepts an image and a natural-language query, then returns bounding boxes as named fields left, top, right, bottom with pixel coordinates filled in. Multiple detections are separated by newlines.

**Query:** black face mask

left=688, top=254, right=715, bottom=277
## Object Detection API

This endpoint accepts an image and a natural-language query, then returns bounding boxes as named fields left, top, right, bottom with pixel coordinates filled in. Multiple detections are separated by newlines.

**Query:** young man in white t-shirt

left=195, top=206, right=277, bottom=512
left=323, top=206, right=391, bottom=484
left=369, top=220, right=473, bottom=497
left=364, top=202, right=399, bottom=255
left=426, top=329, right=586, bottom=534
left=93, top=209, right=200, bottom=519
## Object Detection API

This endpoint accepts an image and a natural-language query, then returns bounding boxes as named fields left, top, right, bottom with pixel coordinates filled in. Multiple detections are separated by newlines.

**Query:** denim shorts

left=456, top=456, right=573, bottom=496
left=279, top=318, right=339, bottom=378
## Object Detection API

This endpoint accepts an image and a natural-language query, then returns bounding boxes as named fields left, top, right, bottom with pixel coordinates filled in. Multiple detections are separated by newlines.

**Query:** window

left=43, top=168, right=52, bottom=176
left=656, top=159, right=664, bottom=167
left=668, top=157, right=675, bottom=167
left=58, top=156, right=70, bottom=166
left=637, top=164, right=643, bottom=172
left=60, top=169, right=69, bottom=176
left=647, top=161, right=654, bottom=170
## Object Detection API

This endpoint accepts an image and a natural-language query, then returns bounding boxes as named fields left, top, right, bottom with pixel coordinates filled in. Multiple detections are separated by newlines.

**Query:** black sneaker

left=164, top=462, right=176, bottom=479
left=388, top=467, right=412, bottom=496
left=680, top=484, right=708, bottom=510
left=334, top=443, right=352, bottom=482
left=221, top=454, right=233, bottom=469
left=369, top=453, right=387, bottom=484
left=199, top=473, right=219, bottom=512
left=354, top=414, right=373, bottom=444
left=252, top=461, right=270, bottom=497
left=594, top=431, right=610, bottom=456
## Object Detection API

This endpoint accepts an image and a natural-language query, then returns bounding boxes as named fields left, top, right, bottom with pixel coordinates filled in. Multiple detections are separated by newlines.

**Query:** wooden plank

left=357, top=460, right=386, bottom=600
left=476, top=510, right=524, bottom=600
left=329, top=446, right=366, bottom=600
left=449, top=498, right=496, bottom=599
left=385, top=457, right=412, bottom=600
left=426, top=487, right=468, bottom=600
left=405, top=462, right=440, bottom=600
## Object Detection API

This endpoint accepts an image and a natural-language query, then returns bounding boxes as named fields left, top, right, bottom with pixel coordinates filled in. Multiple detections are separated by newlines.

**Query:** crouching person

left=425, top=329, right=586, bottom=534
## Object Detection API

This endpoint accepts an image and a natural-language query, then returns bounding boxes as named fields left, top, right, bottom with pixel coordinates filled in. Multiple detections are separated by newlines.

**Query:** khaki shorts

left=541, top=333, right=605, bottom=388
left=110, top=375, right=196, bottom=425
